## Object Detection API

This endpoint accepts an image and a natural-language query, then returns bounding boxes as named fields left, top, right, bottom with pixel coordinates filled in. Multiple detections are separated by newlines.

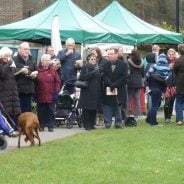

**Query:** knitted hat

left=157, top=54, right=168, bottom=65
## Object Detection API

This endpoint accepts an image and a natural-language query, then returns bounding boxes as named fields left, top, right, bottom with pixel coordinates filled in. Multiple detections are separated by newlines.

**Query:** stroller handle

left=59, top=78, right=77, bottom=95
left=63, top=78, right=76, bottom=85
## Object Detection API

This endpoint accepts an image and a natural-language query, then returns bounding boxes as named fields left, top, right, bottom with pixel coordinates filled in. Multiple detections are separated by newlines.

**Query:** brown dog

left=18, top=112, right=41, bottom=148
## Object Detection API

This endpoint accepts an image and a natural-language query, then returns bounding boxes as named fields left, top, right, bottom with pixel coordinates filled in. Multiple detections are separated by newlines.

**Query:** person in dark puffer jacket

left=0, top=47, right=21, bottom=129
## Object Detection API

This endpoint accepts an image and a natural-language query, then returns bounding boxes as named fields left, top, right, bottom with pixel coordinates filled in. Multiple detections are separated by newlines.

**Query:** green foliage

left=159, top=21, right=184, bottom=35
left=1, top=119, right=184, bottom=184
left=160, top=21, right=175, bottom=31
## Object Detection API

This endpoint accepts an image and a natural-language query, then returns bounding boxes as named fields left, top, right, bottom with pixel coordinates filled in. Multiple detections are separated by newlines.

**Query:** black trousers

left=164, top=96, right=175, bottom=119
left=19, top=93, right=32, bottom=113
left=82, top=109, right=96, bottom=129
left=37, top=103, right=55, bottom=129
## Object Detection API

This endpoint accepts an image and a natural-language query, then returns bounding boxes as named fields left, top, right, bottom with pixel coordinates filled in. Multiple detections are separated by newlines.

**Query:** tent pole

left=81, top=43, right=84, bottom=59
left=176, top=0, right=180, bottom=33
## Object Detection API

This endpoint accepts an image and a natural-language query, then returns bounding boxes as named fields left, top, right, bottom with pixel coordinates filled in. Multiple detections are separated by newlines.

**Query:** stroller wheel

left=77, top=115, right=83, bottom=128
left=0, top=136, right=8, bottom=150
left=66, top=118, right=73, bottom=129
left=55, top=120, right=61, bottom=127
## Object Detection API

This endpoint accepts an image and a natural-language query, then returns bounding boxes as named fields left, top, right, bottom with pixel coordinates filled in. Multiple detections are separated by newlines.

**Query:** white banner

left=51, top=15, right=62, bottom=55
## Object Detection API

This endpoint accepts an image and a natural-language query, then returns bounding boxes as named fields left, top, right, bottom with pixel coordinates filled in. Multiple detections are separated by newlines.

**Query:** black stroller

left=54, top=80, right=82, bottom=129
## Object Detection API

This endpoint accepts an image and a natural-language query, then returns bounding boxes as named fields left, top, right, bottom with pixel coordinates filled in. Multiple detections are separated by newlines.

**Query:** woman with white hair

left=0, top=47, right=21, bottom=130
left=35, top=54, right=61, bottom=132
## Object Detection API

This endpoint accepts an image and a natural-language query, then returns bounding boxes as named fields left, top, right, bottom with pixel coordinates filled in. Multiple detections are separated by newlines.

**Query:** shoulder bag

left=74, top=66, right=88, bottom=89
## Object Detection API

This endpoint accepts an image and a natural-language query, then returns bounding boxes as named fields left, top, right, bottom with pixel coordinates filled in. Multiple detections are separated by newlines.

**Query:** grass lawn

left=1, top=118, right=184, bottom=184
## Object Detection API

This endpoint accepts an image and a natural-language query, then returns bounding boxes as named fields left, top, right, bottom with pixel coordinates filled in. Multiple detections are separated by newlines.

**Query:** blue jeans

left=147, top=94, right=152, bottom=112
left=175, top=94, right=184, bottom=122
left=103, top=104, right=122, bottom=127
left=146, top=88, right=162, bottom=125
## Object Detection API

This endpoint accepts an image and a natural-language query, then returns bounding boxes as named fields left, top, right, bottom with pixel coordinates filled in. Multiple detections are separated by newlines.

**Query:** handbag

left=74, top=80, right=88, bottom=89
left=125, top=116, right=137, bottom=127
left=74, top=65, right=89, bottom=89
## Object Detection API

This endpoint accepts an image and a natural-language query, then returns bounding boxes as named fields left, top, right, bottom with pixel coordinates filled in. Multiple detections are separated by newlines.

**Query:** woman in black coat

left=78, top=53, right=101, bottom=130
left=0, top=47, right=21, bottom=128
left=91, top=47, right=108, bottom=125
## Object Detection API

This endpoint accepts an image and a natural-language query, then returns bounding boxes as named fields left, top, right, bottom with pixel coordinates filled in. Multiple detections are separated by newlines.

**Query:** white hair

left=19, top=42, right=30, bottom=49
left=167, top=48, right=176, bottom=54
left=0, top=47, right=13, bottom=58
left=152, top=44, right=160, bottom=52
left=65, top=38, right=75, bottom=46
left=41, top=54, right=51, bottom=62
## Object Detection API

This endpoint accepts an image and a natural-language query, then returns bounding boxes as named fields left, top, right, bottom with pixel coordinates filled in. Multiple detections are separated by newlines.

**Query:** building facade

left=0, top=0, right=23, bottom=25
left=0, top=0, right=54, bottom=25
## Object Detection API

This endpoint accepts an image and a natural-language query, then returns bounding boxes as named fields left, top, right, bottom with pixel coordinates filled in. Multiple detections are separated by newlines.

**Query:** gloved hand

left=90, top=69, right=97, bottom=75
left=93, top=68, right=101, bottom=76
left=110, top=83, right=117, bottom=91
left=110, top=84, right=115, bottom=92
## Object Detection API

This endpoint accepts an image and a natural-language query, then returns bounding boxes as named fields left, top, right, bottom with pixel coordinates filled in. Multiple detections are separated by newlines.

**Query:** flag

left=51, top=15, right=62, bottom=56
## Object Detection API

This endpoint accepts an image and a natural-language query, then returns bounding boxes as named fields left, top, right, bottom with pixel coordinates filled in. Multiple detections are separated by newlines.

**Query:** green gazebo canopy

left=95, top=0, right=183, bottom=44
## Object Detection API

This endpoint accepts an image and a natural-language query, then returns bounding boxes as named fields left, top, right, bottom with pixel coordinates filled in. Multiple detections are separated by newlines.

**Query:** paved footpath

left=0, top=127, right=85, bottom=153
left=0, top=110, right=166, bottom=153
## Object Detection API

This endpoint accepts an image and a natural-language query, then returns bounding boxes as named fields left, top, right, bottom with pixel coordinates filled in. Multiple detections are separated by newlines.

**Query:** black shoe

left=91, top=126, right=97, bottom=129
left=115, top=125, right=121, bottom=129
left=85, top=127, right=91, bottom=131
left=9, top=131, right=17, bottom=137
left=48, top=128, right=54, bottom=132
left=145, top=118, right=150, bottom=124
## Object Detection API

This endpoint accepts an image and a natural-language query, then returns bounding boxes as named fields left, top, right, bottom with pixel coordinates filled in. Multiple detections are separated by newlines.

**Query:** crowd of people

left=0, top=38, right=184, bottom=134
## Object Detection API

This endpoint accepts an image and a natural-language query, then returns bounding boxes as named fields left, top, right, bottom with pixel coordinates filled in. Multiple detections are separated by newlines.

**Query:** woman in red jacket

left=35, top=54, right=61, bottom=132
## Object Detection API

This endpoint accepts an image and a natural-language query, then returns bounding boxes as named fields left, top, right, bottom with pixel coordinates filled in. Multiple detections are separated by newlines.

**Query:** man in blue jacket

left=57, top=38, right=81, bottom=94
